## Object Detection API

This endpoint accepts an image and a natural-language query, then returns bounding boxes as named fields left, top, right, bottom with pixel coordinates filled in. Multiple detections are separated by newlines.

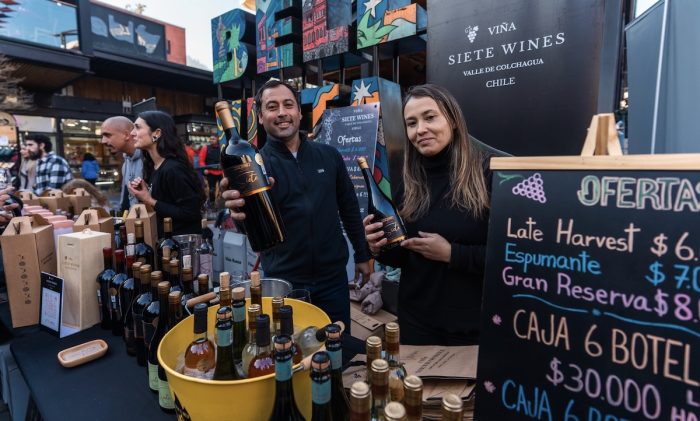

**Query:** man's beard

left=28, top=151, right=41, bottom=160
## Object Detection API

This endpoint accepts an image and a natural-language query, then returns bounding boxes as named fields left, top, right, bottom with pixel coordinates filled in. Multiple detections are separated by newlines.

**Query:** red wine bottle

left=216, top=101, right=286, bottom=252
left=96, top=247, right=116, bottom=330
left=357, top=157, right=407, bottom=251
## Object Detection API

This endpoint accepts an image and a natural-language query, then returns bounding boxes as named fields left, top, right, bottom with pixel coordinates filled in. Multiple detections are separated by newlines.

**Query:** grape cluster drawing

left=498, top=172, right=547, bottom=204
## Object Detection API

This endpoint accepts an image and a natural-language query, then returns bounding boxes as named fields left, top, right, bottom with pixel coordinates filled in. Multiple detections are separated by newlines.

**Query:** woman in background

left=18, top=143, right=36, bottom=191
left=127, top=110, right=204, bottom=236
left=364, top=84, right=501, bottom=346
left=80, top=152, right=100, bottom=185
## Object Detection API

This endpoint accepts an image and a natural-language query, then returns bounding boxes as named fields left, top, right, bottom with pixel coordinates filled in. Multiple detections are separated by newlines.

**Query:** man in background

left=199, top=134, right=223, bottom=206
left=26, top=134, right=72, bottom=194
left=100, top=116, right=142, bottom=213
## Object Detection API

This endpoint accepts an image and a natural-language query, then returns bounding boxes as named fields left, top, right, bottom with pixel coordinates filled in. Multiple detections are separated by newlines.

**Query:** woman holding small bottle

left=127, top=110, right=204, bottom=236
left=364, top=84, right=504, bottom=346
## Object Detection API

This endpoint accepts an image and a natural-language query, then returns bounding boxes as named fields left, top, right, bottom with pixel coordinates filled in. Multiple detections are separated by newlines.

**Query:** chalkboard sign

left=476, top=155, right=700, bottom=421
left=316, top=104, right=380, bottom=217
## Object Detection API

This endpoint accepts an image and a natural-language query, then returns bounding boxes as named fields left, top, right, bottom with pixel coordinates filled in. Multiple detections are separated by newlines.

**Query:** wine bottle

left=278, top=305, right=302, bottom=364
left=241, top=304, right=261, bottom=378
left=310, top=351, right=333, bottom=421
left=370, top=359, right=389, bottom=420
left=325, top=324, right=350, bottom=421
left=132, top=264, right=152, bottom=366
left=109, top=249, right=128, bottom=337
left=134, top=220, right=155, bottom=267
left=180, top=266, right=195, bottom=316
left=197, top=218, right=214, bottom=283
left=216, top=100, right=286, bottom=252
left=440, top=394, right=463, bottom=421
left=384, top=402, right=407, bottom=421
left=385, top=322, right=400, bottom=368
left=122, top=261, right=142, bottom=356
left=231, top=287, right=246, bottom=363
left=148, top=281, right=175, bottom=412
left=357, top=157, right=407, bottom=251
left=271, top=296, right=284, bottom=339
left=169, top=258, right=181, bottom=292
left=248, top=314, right=274, bottom=378
left=269, top=335, right=304, bottom=421
left=157, top=217, right=180, bottom=265
left=250, top=270, right=262, bottom=309
left=168, top=290, right=183, bottom=327
left=213, top=306, right=238, bottom=380
left=96, top=247, right=116, bottom=330
left=115, top=222, right=126, bottom=251
left=403, top=375, right=423, bottom=421
left=350, top=381, right=371, bottom=421
left=197, top=273, right=210, bottom=296
left=143, top=271, right=163, bottom=391
left=365, top=336, right=382, bottom=386
left=184, top=303, right=216, bottom=380
left=219, top=272, right=232, bottom=307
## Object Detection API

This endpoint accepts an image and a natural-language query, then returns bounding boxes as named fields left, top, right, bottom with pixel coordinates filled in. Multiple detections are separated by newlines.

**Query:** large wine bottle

left=109, top=249, right=128, bottom=337
left=269, top=335, right=304, bottom=421
left=157, top=217, right=180, bottom=265
left=148, top=281, right=175, bottom=413
left=96, top=247, right=116, bottom=330
left=215, top=101, right=286, bottom=252
left=133, top=220, right=155, bottom=267
left=357, top=157, right=407, bottom=251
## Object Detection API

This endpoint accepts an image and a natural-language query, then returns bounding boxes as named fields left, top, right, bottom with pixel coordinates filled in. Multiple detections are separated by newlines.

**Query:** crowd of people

left=4, top=81, right=497, bottom=346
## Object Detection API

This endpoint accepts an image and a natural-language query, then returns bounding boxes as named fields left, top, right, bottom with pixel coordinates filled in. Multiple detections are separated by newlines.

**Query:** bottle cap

left=384, top=402, right=407, bottom=420
left=193, top=303, right=208, bottom=334
left=170, top=260, right=179, bottom=273
left=168, top=291, right=181, bottom=304
left=102, top=247, right=112, bottom=257
left=366, top=336, right=382, bottom=348
left=350, top=381, right=370, bottom=398
left=197, top=274, right=209, bottom=283
left=232, top=287, right=245, bottom=300
left=250, top=271, right=260, bottom=287
left=157, top=281, right=170, bottom=294
left=404, top=375, right=423, bottom=391
left=325, top=323, right=341, bottom=340
left=371, top=358, right=389, bottom=373
left=385, top=322, right=400, bottom=342
left=114, top=249, right=125, bottom=260
left=151, top=271, right=162, bottom=281
left=163, top=217, right=172, bottom=231
left=217, top=306, right=232, bottom=320
left=274, top=335, right=292, bottom=352
left=311, top=351, right=330, bottom=371
left=132, top=261, right=142, bottom=272
left=182, top=267, right=193, bottom=279
left=255, top=314, right=270, bottom=345
left=442, top=394, right=464, bottom=412
left=279, top=305, right=293, bottom=335
left=219, top=272, right=230, bottom=289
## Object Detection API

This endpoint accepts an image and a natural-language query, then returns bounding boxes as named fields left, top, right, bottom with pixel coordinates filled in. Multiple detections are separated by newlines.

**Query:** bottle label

left=224, top=161, right=271, bottom=198
left=148, top=362, right=159, bottom=390
left=275, top=356, right=292, bottom=381
left=233, top=305, right=245, bottom=322
left=381, top=216, right=406, bottom=244
left=327, top=348, right=342, bottom=370
left=216, top=328, right=233, bottom=347
left=158, top=378, right=175, bottom=409
left=312, top=377, right=331, bottom=405
left=183, top=366, right=214, bottom=380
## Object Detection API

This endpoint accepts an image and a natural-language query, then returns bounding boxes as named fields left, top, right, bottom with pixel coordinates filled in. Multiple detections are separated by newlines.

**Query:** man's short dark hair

left=26, top=134, right=52, bottom=153
left=254, top=79, right=300, bottom=114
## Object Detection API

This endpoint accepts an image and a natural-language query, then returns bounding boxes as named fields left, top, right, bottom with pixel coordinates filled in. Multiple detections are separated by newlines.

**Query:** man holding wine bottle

left=221, top=80, right=371, bottom=332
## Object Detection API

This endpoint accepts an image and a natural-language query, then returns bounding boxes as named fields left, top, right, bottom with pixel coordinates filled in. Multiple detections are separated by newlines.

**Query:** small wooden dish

left=57, top=339, right=109, bottom=368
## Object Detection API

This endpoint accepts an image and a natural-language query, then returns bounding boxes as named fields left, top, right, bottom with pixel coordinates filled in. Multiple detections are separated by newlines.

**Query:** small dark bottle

left=132, top=264, right=152, bottom=366
left=279, top=305, right=302, bottom=364
left=143, top=270, right=163, bottom=391
left=216, top=100, right=286, bottom=252
left=213, top=306, right=238, bottom=380
left=148, top=281, right=175, bottom=413
left=231, top=287, right=247, bottom=363
left=248, top=314, right=274, bottom=378
left=122, top=261, right=142, bottom=356
left=109, top=250, right=128, bottom=337
left=133, top=220, right=155, bottom=268
left=157, top=217, right=180, bottom=265
left=357, top=157, right=407, bottom=251
left=310, top=351, right=333, bottom=421
left=96, top=247, right=116, bottom=330
left=326, top=324, right=350, bottom=421
left=269, top=335, right=304, bottom=421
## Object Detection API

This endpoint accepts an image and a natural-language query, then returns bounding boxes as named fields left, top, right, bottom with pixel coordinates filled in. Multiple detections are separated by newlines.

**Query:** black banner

left=476, top=167, right=700, bottom=420
left=89, top=4, right=166, bottom=61
left=427, top=0, right=607, bottom=156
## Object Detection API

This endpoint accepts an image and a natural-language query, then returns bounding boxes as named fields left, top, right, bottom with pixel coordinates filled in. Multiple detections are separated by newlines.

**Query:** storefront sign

left=90, top=4, right=166, bottom=60
left=427, top=0, right=607, bottom=156
left=476, top=158, right=700, bottom=420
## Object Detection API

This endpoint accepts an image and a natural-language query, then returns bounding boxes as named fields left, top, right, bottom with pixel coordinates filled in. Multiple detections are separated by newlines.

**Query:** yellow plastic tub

left=158, top=297, right=330, bottom=420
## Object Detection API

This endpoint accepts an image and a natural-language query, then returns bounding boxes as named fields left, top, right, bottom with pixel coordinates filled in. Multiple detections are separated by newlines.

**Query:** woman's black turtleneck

left=376, top=146, right=492, bottom=345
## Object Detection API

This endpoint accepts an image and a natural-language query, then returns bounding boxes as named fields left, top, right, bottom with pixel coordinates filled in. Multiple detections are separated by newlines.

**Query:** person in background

left=221, top=79, right=371, bottom=331
left=127, top=110, right=204, bottom=236
left=185, top=140, right=196, bottom=166
left=100, top=116, right=142, bottom=213
left=364, top=84, right=501, bottom=346
left=26, top=134, right=73, bottom=195
left=80, top=153, right=100, bottom=185
left=18, top=142, right=36, bottom=191
left=198, top=134, right=223, bottom=205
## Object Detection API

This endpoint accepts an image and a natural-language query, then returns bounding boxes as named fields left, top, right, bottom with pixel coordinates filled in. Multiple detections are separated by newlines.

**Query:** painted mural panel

left=356, top=0, right=425, bottom=49
left=301, top=83, right=341, bottom=130
left=256, top=0, right=302, bottom=74
left=216, top=98, right=258, bottom=146
left=302, top=0, right=351, bottom=61
left=211, top=9, right=252, bottom=83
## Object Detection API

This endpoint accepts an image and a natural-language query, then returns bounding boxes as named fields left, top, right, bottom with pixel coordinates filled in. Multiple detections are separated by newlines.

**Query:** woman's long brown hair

left=400, top=84, right=490, bottom=222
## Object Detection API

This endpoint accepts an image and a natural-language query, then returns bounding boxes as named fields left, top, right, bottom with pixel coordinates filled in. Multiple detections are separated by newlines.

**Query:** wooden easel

left=580, top=113, right=622, bottom=156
